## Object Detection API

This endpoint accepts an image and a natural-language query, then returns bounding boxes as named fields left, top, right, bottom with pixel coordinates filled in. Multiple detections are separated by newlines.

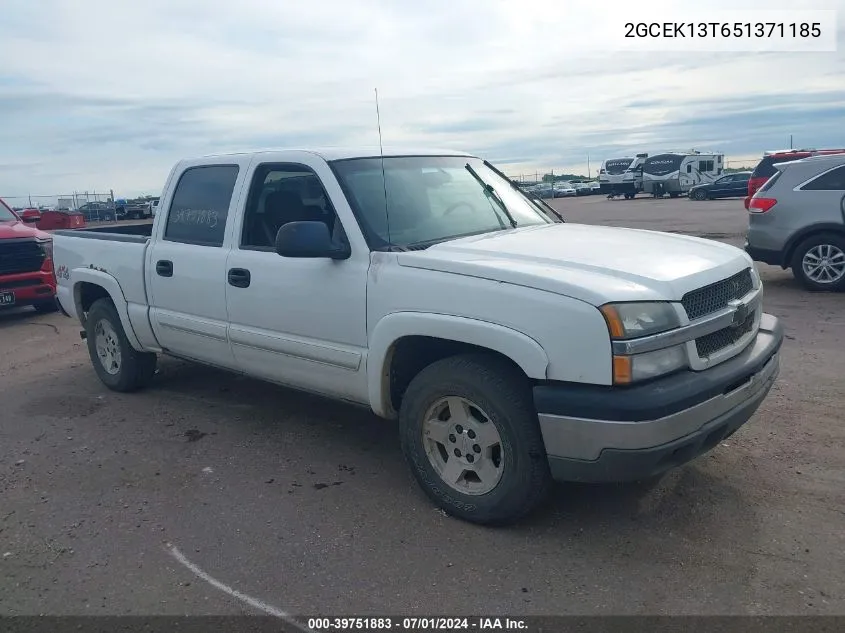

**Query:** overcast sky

left=1, top=0, right=843, bottom=200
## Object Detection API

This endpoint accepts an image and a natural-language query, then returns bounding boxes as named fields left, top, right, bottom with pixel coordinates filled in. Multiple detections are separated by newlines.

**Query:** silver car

left=745, top=153, right=845, bottom=291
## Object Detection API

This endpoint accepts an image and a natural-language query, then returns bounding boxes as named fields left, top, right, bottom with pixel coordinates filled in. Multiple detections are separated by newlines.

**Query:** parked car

left=745, top=148, right=845, bottom=209
left=19, top=208, right=42, bottom=224
left=555, top=183, right=577, bottom=197
left=573, top=182, right=593, bottom=196
left=746, top=153, right=845, bottom=291
left=149, top=199, right=160, bottom=217
left=119, top=201, right=152, bottom=220
left=0, top=197, right=57, bottom=312
left=53, top=148, right=782, bottom=525
left=534, top=184, right=557, bottom=199
left=689, top=172, right=752, bottom=200
left=77, top=201, right=116, bottom=222
left=589, top=181, right=602, bottom=194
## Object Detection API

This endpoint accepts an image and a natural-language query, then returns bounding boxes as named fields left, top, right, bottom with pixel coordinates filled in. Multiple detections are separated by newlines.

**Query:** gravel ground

left=1, top=195, right=843, bottom=617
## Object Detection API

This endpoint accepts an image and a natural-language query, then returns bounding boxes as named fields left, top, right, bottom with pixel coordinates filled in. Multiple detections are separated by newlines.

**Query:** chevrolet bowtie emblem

left=728, top=299, right=749, bottom=329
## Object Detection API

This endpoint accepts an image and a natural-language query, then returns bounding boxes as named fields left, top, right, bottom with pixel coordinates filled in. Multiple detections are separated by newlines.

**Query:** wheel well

left=387, top=336, right=526, bottom=413
left=76, top=283, right=112, bottom=323
left=784, top=227, right=845, bottom=266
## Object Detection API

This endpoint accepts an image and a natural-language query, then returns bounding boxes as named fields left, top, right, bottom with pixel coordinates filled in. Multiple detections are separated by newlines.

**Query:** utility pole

left=587, top=153, right=591, bottom=179
left=790, top=134, right=793, bottom=149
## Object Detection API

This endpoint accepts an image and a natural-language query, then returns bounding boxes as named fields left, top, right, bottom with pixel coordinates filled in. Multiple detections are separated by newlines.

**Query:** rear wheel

left=399, top=354, right=552, bottom=525
left=85, top=298, right=157, bottom=391
left=791, top=233, right=845, bottom=291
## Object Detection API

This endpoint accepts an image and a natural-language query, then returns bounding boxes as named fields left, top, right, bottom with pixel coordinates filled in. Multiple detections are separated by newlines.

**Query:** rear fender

left=783, top=222, right=845, bottom=265
left=71, top=269, right=144, bottom=351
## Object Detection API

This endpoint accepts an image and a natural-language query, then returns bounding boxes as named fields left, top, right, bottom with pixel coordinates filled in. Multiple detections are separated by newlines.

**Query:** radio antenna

left=375, top=88, right=392, bottom=247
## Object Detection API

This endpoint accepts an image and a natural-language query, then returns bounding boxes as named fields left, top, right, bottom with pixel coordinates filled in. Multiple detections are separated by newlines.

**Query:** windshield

left=330, top=156, right=551, bottom=249
left=0, top=199, right=18, bottom=221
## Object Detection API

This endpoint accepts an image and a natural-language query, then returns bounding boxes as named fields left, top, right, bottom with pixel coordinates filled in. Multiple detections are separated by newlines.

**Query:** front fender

left=71, top=268, right=143, bottom=351
left=367, top=312, right=549, bottom=418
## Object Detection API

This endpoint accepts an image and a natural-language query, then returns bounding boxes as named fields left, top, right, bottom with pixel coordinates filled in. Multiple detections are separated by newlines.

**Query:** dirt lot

left=1, top=195, right=843, bottom=617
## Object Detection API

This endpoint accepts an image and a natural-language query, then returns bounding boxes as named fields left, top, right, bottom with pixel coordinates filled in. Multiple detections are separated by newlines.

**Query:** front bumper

left=0, top=270, right=56, bottom=307
left=534, top=314, right=783, bottom=483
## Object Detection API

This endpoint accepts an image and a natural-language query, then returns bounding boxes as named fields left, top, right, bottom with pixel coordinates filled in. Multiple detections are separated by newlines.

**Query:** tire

left=790, top=233, right=845, bottom=292
left=669, top=192, right=680, bottom=199
left=692, top=189, right=708, bottom=201
left=32, top=299, right=58, bottom=313
left=85, top=298, right=157, bottom=392
left=399, top=354, right=552, bottom=525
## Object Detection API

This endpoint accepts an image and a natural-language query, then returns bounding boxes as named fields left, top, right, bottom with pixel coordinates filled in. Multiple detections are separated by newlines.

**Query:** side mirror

left=22, top=215, right=39, bottom=224
left=275, top=221, right=350, bottom=260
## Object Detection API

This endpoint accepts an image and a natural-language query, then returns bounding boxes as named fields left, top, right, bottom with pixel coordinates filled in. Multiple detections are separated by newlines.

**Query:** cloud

left=0, top=0, right=843, bottom=197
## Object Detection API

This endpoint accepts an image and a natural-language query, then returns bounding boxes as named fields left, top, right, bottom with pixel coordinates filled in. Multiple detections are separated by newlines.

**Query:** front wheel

left=791, top=233, right=845, bottom=291
left=692, top=189, right=708, bottom=201
left=399, top=354, right=552, bottom=525
left=85, top=298, right=157, bottom=391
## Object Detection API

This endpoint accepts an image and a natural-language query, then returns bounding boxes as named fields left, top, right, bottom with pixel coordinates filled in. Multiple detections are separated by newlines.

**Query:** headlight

left=599, top=302, right=680, bottom=339
left=37, top=238, right=53, bottom=261
left=600, top=302, right=686, bottom=385
left=613, top=345, right=688, bottom=384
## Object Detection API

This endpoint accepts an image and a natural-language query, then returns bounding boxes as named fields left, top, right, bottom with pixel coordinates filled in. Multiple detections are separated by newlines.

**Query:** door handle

left=228, top=268, right=251, bottom=288
left=156, top=260, right=173, bottom=277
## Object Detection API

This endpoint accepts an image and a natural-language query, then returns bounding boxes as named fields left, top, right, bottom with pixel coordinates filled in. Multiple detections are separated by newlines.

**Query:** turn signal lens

left=612, top=356, right=632, bottom=385
left=600, top=305, right=626, bottom=338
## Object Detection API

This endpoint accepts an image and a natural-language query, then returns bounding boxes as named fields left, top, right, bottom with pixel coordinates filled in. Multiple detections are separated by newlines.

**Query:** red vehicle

left=745, top=148, right=845, bottom=209
left=18, top=207, right=42, bottom=223
left=0, top=197, right=57, bottom=313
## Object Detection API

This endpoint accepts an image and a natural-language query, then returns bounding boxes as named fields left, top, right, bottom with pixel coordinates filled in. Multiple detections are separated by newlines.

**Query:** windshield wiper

left=482, top=159, right=566, bottom=223
left=532, top=195, right=565, bottom=223
left=465, top=163, right=517, bottom=229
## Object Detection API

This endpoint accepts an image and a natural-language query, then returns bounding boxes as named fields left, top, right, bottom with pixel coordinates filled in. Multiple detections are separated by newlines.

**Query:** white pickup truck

left=53, top=148, right=783, bottom=525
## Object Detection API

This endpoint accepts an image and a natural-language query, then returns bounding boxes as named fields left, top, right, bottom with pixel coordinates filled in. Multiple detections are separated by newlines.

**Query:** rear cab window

left=163, top=165, right=240, bottom=246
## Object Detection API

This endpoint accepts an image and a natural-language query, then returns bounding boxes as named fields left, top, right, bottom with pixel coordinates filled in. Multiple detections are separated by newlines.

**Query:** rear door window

left=801, top=165, right=845, bottom=191
left=164, top=165, right=240, bottom=246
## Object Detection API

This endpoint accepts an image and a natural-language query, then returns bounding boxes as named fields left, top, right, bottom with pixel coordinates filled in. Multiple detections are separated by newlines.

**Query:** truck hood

left=0, top=219, right=49, bottom=240
left=397, top=223, right=753, bottom=305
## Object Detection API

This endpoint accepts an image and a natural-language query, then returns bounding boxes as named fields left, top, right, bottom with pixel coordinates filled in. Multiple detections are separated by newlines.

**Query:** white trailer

left=641, top=152, right=724, bottom=197
left=619, top=153, right=649, bottom=198
left=598, top=157, right=634, bottom=196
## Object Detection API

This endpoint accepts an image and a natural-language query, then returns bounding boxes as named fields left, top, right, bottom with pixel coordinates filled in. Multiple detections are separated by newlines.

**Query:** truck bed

left=52, top=226, right=152, bottom=331
left=54, top=222, right=153, bottom=243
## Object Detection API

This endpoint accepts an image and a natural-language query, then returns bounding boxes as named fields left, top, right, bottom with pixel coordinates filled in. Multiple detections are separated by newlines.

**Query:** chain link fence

left=0, top=191, right=121, bottom=222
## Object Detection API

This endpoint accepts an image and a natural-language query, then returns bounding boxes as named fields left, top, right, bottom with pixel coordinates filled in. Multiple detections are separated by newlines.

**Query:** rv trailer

left=598, top=157, right=634, bottom=196
left=619, top=153, right=649, bottom=198
left=641, top=151, right=724, bottom=197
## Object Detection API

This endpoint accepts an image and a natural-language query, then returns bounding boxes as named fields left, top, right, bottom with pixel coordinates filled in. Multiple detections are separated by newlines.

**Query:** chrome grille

left=682, top=268, right=753, bottom=321
left=695, top=311, right=756, bottom=358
